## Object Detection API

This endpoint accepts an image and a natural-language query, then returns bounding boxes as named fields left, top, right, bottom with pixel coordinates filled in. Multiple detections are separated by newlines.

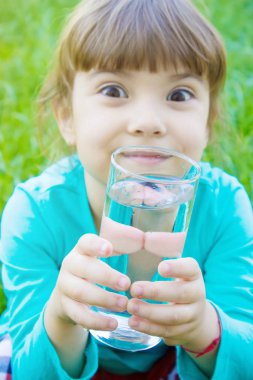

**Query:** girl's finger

left=127, top=300, right=194, bottom=326
left=99, top=218, right=186, bottom=258
left=64, top=253, right=131, bottom=292
left=75, top=233, right=113, bottom=257
left=130, top=278, right=204, bottom=303
left=144, top=232, right=186, bottom=258
left=100, top=216, right=144, bottom=254
left=158, top=257, right=201, bottom=280
left=62, top=296, right=117, bottom=331
left=60, top=272, right=128, bottom=312
left=128, top=314, right=191, bottom=344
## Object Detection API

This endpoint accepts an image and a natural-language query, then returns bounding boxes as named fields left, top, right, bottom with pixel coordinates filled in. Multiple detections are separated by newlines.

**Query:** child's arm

left=44, top=234, right=130, bottom=377
left=0, top=183, right=130, bottom=380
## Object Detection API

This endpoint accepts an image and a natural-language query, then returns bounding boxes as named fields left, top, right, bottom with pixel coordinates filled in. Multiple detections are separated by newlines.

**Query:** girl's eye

left=100, top=85, right=127, bottom=98
left=167, top=89, right=193, bottom=102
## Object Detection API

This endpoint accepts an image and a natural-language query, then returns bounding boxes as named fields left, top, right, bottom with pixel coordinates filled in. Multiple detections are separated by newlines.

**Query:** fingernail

left=133, top=286, right=143, bottom=297
left=107, top=319, right=117, bottom=329
left=163, top=262, right=171, bottom=274
left=99, top=242, right=110, bottom=256
left=130, top=303, right=139, bottom=313
left=118, top=276, right=129, bottom=289
left=130, top=317, right=140, bottom=327
left=116, top=297, right=127, bottom=308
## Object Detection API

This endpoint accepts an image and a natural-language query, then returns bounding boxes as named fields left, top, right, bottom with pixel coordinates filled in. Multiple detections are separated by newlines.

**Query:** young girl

left=0, top=0, right=252, bottom=379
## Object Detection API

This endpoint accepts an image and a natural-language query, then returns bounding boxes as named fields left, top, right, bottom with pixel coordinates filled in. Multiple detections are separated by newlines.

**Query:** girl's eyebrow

left=169, top=73, right=204, bottom=82
left=88, top=70, right=130, bottom=79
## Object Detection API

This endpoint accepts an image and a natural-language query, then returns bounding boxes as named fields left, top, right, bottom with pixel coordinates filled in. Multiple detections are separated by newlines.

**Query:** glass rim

left=111, top=146, right=201, bottom=185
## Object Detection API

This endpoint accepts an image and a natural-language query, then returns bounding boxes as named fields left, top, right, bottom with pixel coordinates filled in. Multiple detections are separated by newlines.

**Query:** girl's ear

left=53, top=100, right=76, bottom=146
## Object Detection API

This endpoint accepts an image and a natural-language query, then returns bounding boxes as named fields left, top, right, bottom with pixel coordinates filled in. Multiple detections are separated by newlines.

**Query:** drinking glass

left=90, top=146, right=201, bottom=351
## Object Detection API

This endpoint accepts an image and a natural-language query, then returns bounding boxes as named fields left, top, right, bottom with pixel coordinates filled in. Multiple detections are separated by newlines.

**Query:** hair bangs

left=61, top=0, right=224, bottom=89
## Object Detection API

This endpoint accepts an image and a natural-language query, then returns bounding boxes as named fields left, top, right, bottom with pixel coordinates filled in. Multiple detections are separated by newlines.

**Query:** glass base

left=90, top=308, right=161, bottom=352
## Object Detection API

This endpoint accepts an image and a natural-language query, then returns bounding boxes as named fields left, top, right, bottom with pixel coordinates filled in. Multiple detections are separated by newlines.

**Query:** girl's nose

left=127, top=116, right=167, bottom=137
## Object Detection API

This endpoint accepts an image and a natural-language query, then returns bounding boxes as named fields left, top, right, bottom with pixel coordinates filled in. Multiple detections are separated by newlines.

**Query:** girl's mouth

left=122, top=151, right=171, bottom=165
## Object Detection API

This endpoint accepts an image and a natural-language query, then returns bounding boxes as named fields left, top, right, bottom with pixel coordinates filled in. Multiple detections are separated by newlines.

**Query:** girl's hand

left=47, top=234, right=131, bottom=331
left=127, top=257, right=219, bottom=352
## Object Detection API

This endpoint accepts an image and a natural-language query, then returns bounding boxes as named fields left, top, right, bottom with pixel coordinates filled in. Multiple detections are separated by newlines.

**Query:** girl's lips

left=123, top=152, right=171, bottom=165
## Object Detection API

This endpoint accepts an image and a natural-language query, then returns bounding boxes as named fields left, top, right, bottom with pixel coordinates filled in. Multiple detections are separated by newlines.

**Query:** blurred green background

left=0, top=0, right=253, bottom=311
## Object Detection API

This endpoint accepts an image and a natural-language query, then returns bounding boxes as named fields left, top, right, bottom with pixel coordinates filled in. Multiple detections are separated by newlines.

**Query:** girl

left=0, top=0, right=252, bottom=379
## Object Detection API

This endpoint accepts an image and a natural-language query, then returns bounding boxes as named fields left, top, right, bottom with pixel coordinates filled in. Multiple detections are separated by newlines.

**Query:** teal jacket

left=0, top=156, right=252, bottom=380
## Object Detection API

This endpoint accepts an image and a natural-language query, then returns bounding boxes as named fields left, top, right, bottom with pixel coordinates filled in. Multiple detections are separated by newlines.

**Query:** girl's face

left=59, top=67, right=210, bottom=186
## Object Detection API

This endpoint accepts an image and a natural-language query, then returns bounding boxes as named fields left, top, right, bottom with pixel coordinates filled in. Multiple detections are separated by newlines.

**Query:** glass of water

left=90, top=146, right=200, bottom=351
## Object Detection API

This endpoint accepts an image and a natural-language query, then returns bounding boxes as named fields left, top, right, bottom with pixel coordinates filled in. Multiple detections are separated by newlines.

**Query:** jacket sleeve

left=0, top=186, right=99, bottom=380
left=177, top=177, right=253, bottom=380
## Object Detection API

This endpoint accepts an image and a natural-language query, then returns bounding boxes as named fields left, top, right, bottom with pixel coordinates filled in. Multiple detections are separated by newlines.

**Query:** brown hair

left=38, top=0, right=226, bottom=141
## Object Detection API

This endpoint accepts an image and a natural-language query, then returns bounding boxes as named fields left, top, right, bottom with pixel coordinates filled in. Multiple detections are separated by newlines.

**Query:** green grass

left=199, top=1, right=253, bottom=196
left=0, top=0, right=252, bottom=312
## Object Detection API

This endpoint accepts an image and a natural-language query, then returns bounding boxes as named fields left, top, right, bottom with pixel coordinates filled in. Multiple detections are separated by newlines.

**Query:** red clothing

left=92, top=347, right=179, bottom=380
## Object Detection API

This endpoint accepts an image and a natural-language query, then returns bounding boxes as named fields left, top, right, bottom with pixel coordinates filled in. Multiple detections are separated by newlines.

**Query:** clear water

left=90, top=176, right=195, bottom=351
left=91, top=308, right=161, bottom=351
left=105, top=176, right=194, bottom=232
